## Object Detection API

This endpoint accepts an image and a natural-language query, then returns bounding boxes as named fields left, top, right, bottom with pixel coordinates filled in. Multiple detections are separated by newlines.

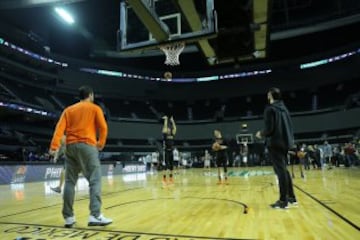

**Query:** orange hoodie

left=50, top=101, right=108, bottom=150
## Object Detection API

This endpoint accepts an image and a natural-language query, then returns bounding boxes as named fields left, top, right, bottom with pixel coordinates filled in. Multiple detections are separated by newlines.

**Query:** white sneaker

left=64, top=216, right=76, bottom=228
left=88, top=214, right=112, bottom=226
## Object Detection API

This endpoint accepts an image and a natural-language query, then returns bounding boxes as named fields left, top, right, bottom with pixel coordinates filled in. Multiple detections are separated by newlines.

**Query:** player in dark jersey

left=212, top=130, right=229, bottom=184
left=162, top=115, right=177, bottom=185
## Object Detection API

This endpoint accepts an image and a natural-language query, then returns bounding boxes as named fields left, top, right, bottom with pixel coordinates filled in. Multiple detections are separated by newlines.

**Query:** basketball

left=212, top=142, right=221, bottom=151
left=164, top=71, right=172, bottom=81
left=297, top=151, right=306, bottom=158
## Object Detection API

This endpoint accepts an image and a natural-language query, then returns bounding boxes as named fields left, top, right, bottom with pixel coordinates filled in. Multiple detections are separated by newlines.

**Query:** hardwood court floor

left=0, top=166, right=359, bottom=240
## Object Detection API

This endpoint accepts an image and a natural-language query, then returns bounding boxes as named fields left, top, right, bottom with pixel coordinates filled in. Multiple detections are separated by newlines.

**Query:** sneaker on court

left=88, top=214, right=112, bottom=226
left=288, top=197, right=298, bottom=206
left=51, top=186, right=61, bottom=194
left=270, top=200, right=288, bottom=209
left=64, top=216, right=76, bottom=228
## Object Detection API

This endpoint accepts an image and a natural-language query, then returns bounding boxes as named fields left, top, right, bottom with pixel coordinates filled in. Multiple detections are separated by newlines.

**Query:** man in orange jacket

left=49, top=85, right=112, bottom=228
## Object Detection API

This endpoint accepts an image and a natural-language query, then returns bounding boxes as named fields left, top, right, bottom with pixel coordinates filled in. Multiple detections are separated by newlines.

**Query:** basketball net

left=159, top=42, right=185, bottom=66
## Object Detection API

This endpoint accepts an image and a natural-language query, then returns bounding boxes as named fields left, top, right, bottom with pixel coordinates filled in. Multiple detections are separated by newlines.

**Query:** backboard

left=236, top=134, right=254, bottom=144
left=118, top=0, right=217, bottom=52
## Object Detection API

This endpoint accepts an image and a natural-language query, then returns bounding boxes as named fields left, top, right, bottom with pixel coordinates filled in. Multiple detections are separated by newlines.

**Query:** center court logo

left=1, top=224, right=242, bottom=240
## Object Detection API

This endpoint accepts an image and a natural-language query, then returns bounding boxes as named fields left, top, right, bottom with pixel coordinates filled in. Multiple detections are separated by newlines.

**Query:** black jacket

left=261, top=100, right=294, bottom=150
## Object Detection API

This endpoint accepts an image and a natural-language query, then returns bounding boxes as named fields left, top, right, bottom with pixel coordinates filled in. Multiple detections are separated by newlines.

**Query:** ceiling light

left=54, top=7, right=75, bottom=25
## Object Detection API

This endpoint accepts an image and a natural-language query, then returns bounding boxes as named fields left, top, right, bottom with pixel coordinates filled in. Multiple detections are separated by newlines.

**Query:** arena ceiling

left=0, top=0, right=360, bottom=72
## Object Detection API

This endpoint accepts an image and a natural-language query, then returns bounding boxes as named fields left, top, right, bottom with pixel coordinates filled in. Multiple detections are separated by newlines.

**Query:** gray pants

left=63, top=143, right=102, bottom=218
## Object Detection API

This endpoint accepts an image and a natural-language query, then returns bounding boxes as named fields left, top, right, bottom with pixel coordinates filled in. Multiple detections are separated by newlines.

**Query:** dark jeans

left=268, top=147, right=296, bottom=203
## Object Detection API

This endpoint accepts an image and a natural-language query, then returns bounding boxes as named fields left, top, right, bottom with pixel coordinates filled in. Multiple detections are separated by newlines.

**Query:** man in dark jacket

left=256, top=87, right=297, bottom=209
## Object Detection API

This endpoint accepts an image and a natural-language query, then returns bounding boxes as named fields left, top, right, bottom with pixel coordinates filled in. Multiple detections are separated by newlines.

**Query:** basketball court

left=0, top=166, right=359, bottom=239
left=0, top=1, right=359, bottom=239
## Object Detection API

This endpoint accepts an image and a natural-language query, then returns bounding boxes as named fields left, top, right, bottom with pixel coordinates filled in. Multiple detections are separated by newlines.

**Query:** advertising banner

left=0, top=162, right=145, bottom=185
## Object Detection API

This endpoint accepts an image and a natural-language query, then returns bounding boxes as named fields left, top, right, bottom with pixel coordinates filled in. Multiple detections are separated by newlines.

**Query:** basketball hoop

left=159, top=42, right=185, bottom=66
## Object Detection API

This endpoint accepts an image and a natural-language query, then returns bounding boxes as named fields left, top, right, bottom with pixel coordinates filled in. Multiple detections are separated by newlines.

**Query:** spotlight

left=54, top=7, right=75, bottom=25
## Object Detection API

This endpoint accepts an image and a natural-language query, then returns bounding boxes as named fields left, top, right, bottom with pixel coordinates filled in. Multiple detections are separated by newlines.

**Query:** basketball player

left=173, top=147, right=180, bottom=172
left=51, top=135, right=66, bottom=193
left=256, top=87, right=297, bottom=209
left=301, top=143, right=311, bottom=170
left=162, top=115, right=176, bottom=185
left=287, top=144, right=298, bottom=178
left=212, top=130, right=228, bottom=184
left=151, top=151, right=159, bottom=172
left=204, top=149, right=211, bottom=170
left=240, top=142, right=249, bottom=167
